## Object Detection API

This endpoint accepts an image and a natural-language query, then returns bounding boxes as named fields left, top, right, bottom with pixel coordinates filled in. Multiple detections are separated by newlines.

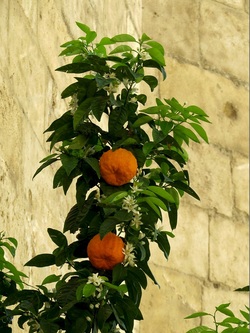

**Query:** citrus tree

left=1, top=23, right=210, bottom=333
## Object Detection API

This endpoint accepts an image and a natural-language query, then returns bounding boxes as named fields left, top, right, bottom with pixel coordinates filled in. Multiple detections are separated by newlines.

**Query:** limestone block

left=139, top=268, right=202, bottom=333
left=17, top=0, right=38, bottom=33
left=232, top=154, right=249, bottom=214
left=201, top=286, right=249, bottom=327
left=154, top=204, right=210, bottom=279
left=0, top=0, right=9, bottom=77
left=200, top=0, right=249, bottom=82
left=142, top=0, right=200, bottom=64
left=245, top=0, right=249, bottom=12
left=185, top=143, right=234, bottom=217
left=215, top=0, right=245, bottom=9
left=6, top=2, right=55, bottom=139
left=159, top=57, right=249, bottom=156
left=209, top=215, right=249, bottom=287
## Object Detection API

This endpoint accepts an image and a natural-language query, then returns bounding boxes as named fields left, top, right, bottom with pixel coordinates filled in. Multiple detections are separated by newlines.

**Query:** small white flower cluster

left=123, top=242, right=136, bottom=267
left=69, top=93, right=78, bottom=115
left=87, top=273, right=105, bottom=299
left=103, top=73, right=120, bottom=93
left=122, top=194, right=142, bottom=229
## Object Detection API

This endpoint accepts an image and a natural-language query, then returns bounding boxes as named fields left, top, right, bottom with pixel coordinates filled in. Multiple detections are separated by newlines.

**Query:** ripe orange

left=99, top=148, right=137, bottom=186
left=87, top=232, right=125, bottom=270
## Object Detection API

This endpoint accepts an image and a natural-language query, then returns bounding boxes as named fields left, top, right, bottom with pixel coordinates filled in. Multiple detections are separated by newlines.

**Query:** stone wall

left=0, top=1, right=248, bottom=332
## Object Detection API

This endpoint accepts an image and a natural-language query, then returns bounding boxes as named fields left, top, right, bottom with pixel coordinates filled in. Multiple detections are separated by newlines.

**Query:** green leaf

left=82, top=283, right=96, bottom=297
left=86, top=30, right=97, bottom=44
left=60, top=154, right=79, bottom=176
left=25, top=254, right=55, bottom=267
left=132, top=114, right=154, bottom=128
left=108, top=107, right=128, bottom=136
left=144, top=198, right=162, bottom=218
left=73, top=98, right=92, bottom=129
left=185, top=105, right=208, bottom=117
left=143, top=59, right=167, bottom=80
left=111, top=34, right=136, bottom=42
left=76, top=22, right=90, bottom=34
left=190, top=123, right=209, bottom=143
left=235, top=285, right=249, bottom=292
left=47, top=228, right=68, bottom=247
left=84, top=157, right=100, bottom=178
left=101, top=191, right=128, bottom=204
left=156, top=232, right=170, bottom=259
left=98, top=37, right=114, bottom=45
left=172, top=181, right=200, bottom=200
left=147, top=186, right=175, bottom=203
left=99, top=218, right=119, bottom=238
left=144, top=40, right=165, bottom=55
left=143, top=75, right=158, bottom=91
left=112, top=264, right=127, bottom=285
left=110, top=45, right=133, bottom=54
left=185, top=312, right=211, bottom=319
left=143, top=142, right=155, bottom=156
left=240, top=309, right=250, bottom=321
left=42, top=274, right=61, bottom=285
left=33, top=158, right=58, bottom=179
left=147, top=48, right=165, bottom=66
left=175, top=125, right=200, bottom=143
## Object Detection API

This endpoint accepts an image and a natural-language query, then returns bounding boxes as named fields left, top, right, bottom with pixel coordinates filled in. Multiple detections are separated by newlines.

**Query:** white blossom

left=122, top=195, right=138, bottom=213
left=87, top=273, right=104, bottom=287
left=130, top=211, right=142, bottom=229
left=123, top=242, right=136, bottom=267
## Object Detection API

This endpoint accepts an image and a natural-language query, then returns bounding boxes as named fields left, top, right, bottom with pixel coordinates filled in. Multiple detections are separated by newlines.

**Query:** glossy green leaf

left=185, top=312, right=211, bottom=319
left=60, top=154, right=79, bottom=176
left=144, top=41, right=165, bottom=55
left=185, top=105, right=208, bottom=116
left=147, top=48, right=165, bottom=66
left=42, top=274, right=62, bottom=285
left=48, top=228, right=68, bottom=247
left=76, top=22, right=90, bottom=33
left=25, top=254, right=55, bottom=267
left=147, top=186, right=175, bottom=203
left=101, top=191, right=128, bottom=204
left=143, top=75, right=158, bottom=91
left=110, top=45, right=133, bottom=54
left=85, top=157, right=100, bottom=178
left=190, top=123, right=209, bottom=143
left=111, top=34, right=136, bottom=42
left=33, top=158, right=58, bottom=179
left=132, top=114, right=154, bottom=128
left=86, top=30, right=97, bottom=44
left=82, top=283, right=96, bottom=297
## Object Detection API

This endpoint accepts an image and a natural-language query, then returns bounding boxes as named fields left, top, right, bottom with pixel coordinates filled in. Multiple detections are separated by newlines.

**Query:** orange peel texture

left=99, top=148, right=138, bottom=186
left=87, top=232, right=125, bottom=270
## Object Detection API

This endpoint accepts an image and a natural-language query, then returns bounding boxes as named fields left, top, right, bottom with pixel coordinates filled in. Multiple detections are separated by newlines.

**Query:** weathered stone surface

left=159, top=57, right=249, bottom=156
left=215, top=0, right=245, bottom=9
left=139, top=268, right=202, bottom=333
left=184, top=143, right=234, bottom=217
left=142, top=0, right=200, bottom=64
left=209, top=215, right=249, bottom=287
left=232, top=154, right=249, bottom=214
left=200, top=0, right=249, bottom=82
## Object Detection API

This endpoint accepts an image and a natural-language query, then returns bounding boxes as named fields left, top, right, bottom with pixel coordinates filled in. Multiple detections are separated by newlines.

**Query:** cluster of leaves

left=0, top=232, right=27, bottom=332
left=1, top=23, right=210, bottom=333
left=185, top=303, right=250, bottom=333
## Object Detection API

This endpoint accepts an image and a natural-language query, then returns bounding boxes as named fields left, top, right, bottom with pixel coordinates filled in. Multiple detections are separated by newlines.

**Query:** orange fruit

left=99, top=148, right=137, bottom=186
left=87, top=232, right=125, bottom=270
